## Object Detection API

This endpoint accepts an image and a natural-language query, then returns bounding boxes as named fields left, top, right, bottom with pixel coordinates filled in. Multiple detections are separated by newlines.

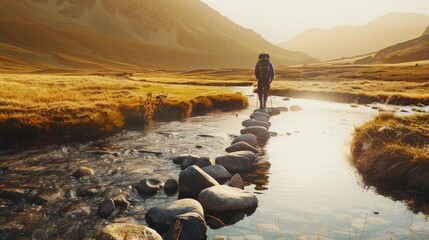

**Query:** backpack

left=257, top=57, right=271, bottom=81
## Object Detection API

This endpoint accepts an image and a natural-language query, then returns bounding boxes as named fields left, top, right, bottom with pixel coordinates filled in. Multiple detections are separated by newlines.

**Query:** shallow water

left=0, top=92, right=428, bottom=239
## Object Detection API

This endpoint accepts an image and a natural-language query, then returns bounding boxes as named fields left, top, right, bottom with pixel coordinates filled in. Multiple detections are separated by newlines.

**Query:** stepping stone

left=215, top=151, right=257, bottom=173
left=164, top=212, right=207, bottom=240
left=231, top=134, right=258, bottom=148
left=242, top=119, right=270, bottom=129
left=179, top=166, right=219, bottom=197
left=201, top=165, right=232, bottom=184
left=290, top=105, right=303, bottom=112
left=241, top=126, right=270, bottom=140
left=226, top=142, right=258, bottom=153
left=173, top=154, right=200, bottom=165
left=198, top=185, right=258, bottom=212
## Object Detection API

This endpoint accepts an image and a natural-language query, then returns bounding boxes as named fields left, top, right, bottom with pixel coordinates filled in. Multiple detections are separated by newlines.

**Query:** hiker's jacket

left=254, top=62, right=275, bottom=83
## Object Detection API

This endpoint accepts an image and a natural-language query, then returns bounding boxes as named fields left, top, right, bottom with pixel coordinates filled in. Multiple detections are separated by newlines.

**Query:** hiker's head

left=259, top=52, right=270, bottom=60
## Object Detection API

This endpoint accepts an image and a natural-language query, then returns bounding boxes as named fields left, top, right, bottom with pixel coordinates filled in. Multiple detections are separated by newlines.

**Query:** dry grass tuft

left=350, top=113, right=429, bottom=207
left=0, top=73, right=248, bottom=147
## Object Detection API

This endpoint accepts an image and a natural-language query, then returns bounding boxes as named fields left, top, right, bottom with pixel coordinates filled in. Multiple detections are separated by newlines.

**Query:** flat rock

left=146, top=198, right=204, bottom=233
left=72, top=166, right=94, bottom=179
left=97, top=223, right=162, bottom=240
left=198, top=185, right=258, bottom=212
left=250, top=112, right=270, bottom=120
left=226, top=142, right=258, bottom=153
left=242, top=119, right=270, bottom=129
left=241, top=126, right=270, bottom=140
left=164, top=212, right=207, bottom=240
left=97, top=198, right=115, bottom=218
left=215, top=152, right=256, bottom=173
left=173, top=154, right=200, bottom=165
left=135, top=179, right=163, bottom=197
left=179, top=166, right=219, bottom=197
left=201, top=165, right=232, bottom=184
left=164, top=179, right=179, bottom=194
left=231, top=134, right=258, bottom=148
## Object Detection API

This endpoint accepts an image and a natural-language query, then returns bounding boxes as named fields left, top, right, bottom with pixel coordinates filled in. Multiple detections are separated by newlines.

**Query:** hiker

left=255, top=52, right=275, bottom=109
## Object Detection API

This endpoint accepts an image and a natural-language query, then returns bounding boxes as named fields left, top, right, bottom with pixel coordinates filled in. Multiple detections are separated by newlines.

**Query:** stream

left=0, top=90, right=428, bottom=239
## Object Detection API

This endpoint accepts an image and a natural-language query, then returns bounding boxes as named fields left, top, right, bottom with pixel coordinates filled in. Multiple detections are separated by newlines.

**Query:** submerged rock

left=145, top=198, right=204, bottom=233
left=231, top=134, right=258, bottom=148
left=250, top=112, right=270, bottom=120
left=226, top=142, right=258, bottom=153
left=277, top=107, right=289, bottom=112
left=135, top=179, right=163, bottom=197
left=198, top=185, right=258, bottom=212
left=179, top=166, right=219, bottom=197
left=97, top=223, right=162, bottom=240
left=72, top=166, right=94, bottom=179
left=164, top=179, right=179, bottom=194
left=97, top=198, right=115, bottom=218
left=164, top=212, right=207, bottom=240
left=201, top=165, right=232, bottom=184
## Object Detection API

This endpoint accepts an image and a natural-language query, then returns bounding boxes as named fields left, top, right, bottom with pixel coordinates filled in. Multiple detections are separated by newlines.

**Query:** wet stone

left=145, top=198, right=204, bottom=233
left=179, top=166, right=219, bottom=198
left=164, top=179, right=179, bottom=194
left=72, top=166, right=94, bottom=179
left=226, top=142, right=258, bottom=153
left=215, top=153, right=253, bottom=173
left=97, top=198, right=115, bottom=218
left=266, top=107, right=281, bottom=116
left=198, top=185, right=258, bottom=212
left=135, top=179, right=163, bottom=197
left=173, top=154, right=200, bottom=165
left=97, top=223, right=162, bottom=240
left=228, top=174, right=245, bottom=189
left=164, top=212, right=207, bottom=240
left=241, top=126, right=270, bottom=140
left=231, top=134, right=258, bottom=148
left=201, top=165, right=232, bottom=184
left=242, top=119, right=271, bottom=129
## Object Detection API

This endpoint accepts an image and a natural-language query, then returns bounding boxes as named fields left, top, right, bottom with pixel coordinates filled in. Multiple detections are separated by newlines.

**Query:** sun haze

left=200, top=0, right=429, bottom=43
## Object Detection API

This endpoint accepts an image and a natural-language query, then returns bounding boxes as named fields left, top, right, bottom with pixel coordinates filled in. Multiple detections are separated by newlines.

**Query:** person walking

left=255, top=52, right=275, bottom=109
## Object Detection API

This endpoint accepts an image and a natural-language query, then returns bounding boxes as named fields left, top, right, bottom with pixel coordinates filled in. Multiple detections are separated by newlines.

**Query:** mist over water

left=0, top=91, right=428, bottom=239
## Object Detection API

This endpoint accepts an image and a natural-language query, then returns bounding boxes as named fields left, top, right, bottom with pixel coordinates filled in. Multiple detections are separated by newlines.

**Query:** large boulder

left=97, top=223, right=162, bottom=240
left=231, top=134, right=258, bottom=148
left=179, top=166, right=219, bottom=197
left=163, top=212, right=207, bottom=240
left=135, top=179, right=163, bottom=197
left=242, top=119, right=270, bottom=129
left=241, top=126, right=270, bottom=140
left=226, top=142, right=258, bottom=153
left=215, top=151, right=257, bottom=173
left=145, top=199, right=204, bottom=233
left=198, top=185, right=258, bottom=212
left=201, top=165, right=232, bottom=184
left=173, top=154, right=200, bottom=165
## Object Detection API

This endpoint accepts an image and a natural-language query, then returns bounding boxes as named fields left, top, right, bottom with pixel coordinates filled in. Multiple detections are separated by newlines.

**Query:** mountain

left=278, top=13, right=429, bottom=61
left=423, top=26, right=429, bottom=36
left=0, top=0, right=317, bottom=71
left=354, top=35, right=429, bottom=64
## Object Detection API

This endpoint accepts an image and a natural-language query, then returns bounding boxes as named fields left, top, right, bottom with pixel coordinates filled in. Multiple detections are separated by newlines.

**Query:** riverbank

left=350, top=113, right=429, bottom=198
left=0, top=73, right=248, bottom=148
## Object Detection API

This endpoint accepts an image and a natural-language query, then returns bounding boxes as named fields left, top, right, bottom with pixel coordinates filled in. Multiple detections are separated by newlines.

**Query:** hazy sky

left=200, top=0, right=429, bottom=44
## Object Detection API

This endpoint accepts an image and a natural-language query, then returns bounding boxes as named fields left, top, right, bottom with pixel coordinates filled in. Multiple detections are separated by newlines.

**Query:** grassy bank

left=0, top=73, right=248, bottom=147
left=350, top=113, right=429, bottom=203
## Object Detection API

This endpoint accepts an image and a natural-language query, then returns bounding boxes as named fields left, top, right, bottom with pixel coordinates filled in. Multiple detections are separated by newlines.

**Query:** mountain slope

left=354, top=35, right=429, bottom=64
left=0, top=0, right=317, bottom=71
left=279, top=13, right=429, bottom=61
left=423, top=26, right=429, bottom=36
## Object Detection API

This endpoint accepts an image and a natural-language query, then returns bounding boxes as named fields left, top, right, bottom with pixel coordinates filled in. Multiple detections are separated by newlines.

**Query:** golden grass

left=350, top=113, right=429, bottom=200
left=0, top=73, right=248, bottom=146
